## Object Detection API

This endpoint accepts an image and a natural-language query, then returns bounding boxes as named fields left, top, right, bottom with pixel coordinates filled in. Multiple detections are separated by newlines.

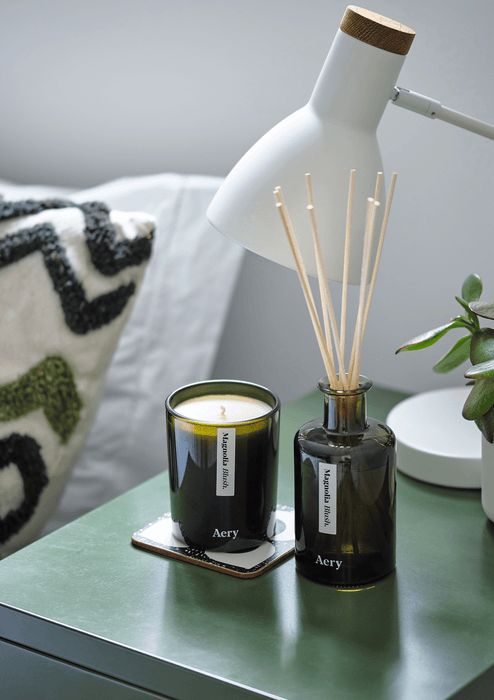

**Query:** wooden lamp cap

left=340, top=6, right=415, bottom=55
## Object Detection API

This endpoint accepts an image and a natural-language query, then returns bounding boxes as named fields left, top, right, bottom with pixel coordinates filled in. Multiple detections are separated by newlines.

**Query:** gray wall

left=1, top=0, right=494, bottom=403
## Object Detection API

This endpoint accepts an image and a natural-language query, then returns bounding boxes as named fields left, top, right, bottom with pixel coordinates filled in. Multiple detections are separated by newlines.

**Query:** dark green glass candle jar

left=166, top=380, right=280, bottom=553
left=294, top=376, right=396, bottom=586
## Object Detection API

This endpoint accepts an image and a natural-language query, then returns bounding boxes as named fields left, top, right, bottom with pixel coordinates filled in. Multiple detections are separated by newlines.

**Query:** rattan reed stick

left=361, top=172, right=397, bottom=339
left=340, top=169, right=355, bottom=378
left=274, top=188, right=338, bottom=386
left=348, top=197, right=380, bottom=388
left=305, top=176, right=334, bottom=365
left=374, top=171, right=383, bottom=202
left=305, top=174, right=348, bottom=390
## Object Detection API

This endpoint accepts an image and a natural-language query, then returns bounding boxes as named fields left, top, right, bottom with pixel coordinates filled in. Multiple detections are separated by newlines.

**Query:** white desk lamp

left=207, top=5, right=494, bottom=488
left=207, top=6, right=494, bottom=284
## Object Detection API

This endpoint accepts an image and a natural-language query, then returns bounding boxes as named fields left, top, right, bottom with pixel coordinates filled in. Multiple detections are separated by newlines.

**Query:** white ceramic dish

left=387, top=387, right=481, bottom=489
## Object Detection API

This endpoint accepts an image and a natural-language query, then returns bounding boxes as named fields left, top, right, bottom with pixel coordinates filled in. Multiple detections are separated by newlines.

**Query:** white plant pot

left=481, top=437, right=494, bottom=522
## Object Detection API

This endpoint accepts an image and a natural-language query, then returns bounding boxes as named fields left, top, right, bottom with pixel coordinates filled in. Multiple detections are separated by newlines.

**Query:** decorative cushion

left=0, top=197, right=154, bottom=557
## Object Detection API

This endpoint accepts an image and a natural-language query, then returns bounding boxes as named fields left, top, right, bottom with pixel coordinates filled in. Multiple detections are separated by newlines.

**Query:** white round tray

left=387, top=387, right=481, bottom=489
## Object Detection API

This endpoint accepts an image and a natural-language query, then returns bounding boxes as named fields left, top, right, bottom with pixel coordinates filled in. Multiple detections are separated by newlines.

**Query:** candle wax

left=175, top=394, right=271, bottom=423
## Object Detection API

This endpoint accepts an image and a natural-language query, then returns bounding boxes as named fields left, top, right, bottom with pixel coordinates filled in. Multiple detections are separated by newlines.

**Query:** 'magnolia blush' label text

left=319, top=462, right=336, bottom=535
left=216, top=428, right=235, bottom=496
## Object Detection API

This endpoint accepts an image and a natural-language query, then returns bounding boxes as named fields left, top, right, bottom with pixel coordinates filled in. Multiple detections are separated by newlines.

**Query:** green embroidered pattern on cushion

left=0, top=355, right=83, bottom=444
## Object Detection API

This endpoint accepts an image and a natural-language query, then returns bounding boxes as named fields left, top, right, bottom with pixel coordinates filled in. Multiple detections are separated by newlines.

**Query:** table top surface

left=1, top=384, right=494, bottom=700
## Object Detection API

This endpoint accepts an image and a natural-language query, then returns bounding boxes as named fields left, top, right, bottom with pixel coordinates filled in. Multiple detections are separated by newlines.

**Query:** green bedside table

left=1, top=385, right=494, bottom=699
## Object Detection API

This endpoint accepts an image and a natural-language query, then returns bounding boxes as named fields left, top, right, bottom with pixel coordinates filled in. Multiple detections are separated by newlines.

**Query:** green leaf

left=465, top=358, right=494, bottom=379
left=462, top=379, right=494, bottom=420
left=462, top=274, right=482, bottom=302
left=396, top=319, right=466, bottom=354
left=470, top=328, right=494, bottom=364
left=469, top=301, right=494, bottom=321
left=433, top=335, right=471, bottom=373
left=476, top=405, right=494, bottom=443
left=456, top=296, right=472, bottom=315
left=456, top=296, right=480, bottom=329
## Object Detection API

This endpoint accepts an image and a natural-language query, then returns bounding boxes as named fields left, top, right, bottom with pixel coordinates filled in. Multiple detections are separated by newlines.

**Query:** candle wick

left=220, top=405, right=226, bottom=416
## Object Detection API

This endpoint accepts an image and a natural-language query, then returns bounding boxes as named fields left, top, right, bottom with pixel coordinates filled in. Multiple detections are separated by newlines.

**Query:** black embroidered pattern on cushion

left=0, top=223, right=136, bottom=334
left=0, top=433, right=49, bottom=545
left=79, top=201, right=153, bottom=276
left=0, top=199, right=74, bottom=220
left=0, top=198, right=154, bottom=276
left=0, top=197, right=154, bottom=334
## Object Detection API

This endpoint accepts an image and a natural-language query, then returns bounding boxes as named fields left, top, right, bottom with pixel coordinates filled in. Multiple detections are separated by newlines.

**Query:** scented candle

left=165, top=380, right=280, bottom=552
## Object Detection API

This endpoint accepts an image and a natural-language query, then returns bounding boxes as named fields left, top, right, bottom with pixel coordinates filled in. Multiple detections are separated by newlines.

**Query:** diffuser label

left=319, top=462, right=337, bottom=535
left=216, top=428, right=236, bottom=496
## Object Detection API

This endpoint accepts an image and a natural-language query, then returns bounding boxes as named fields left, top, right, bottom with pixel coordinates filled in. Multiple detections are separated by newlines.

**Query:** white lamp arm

left=391, top=86, right=494, bottom=140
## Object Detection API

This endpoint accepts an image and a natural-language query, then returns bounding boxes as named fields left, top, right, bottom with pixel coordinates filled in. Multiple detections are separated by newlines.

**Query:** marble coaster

left=132, top=505, right=294, bottom=578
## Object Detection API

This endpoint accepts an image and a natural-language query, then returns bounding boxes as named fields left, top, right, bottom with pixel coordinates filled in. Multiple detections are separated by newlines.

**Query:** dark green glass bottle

left=294, top=376, right=396, bottom=586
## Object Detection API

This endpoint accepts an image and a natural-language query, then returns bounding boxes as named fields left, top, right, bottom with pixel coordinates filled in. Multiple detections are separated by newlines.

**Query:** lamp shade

left=207, top=7, right=415, bottom=284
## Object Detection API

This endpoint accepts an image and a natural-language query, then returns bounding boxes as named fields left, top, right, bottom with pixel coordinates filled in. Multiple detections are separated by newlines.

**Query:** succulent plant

left=396, top=274, right=494, bottom=442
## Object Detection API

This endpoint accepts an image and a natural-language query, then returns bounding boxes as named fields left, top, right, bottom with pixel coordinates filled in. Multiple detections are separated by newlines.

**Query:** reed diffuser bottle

left=294, top=376, right=396, bottom=586
left=271, top=165, right=399, bottom=585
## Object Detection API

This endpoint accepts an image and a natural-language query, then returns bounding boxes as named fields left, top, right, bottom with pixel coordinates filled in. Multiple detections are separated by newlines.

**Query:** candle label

left=319, top=462, right=337, bottom=535
left=216, top=428, right=236, bottom=496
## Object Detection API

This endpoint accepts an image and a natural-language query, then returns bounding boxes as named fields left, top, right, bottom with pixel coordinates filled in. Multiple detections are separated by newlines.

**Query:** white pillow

left=0, top=195, right=155, bottom=557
